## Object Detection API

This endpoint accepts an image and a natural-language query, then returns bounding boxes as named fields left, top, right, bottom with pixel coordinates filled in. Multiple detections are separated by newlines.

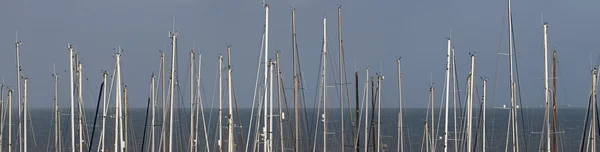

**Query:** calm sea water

left=12, top=108, right=594, bottom=151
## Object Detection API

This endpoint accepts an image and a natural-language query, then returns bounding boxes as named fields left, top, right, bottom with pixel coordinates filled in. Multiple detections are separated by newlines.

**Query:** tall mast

left=189, top=51, right=195, bottom=152
left=482, top=79, right=487, bottom=152
left=551, top=50, right=558, bottom=152
left=7, top=90, right=12, bottom=152
left=269, top=60, right=274, bottom=152
left=227, top=46, right=235, bottom=152
left=218, top=55, right=223, bottom=152
left=78, top=63, right=85, bottom=152
left=22, top=78, right=27, bottom=152
left=68, top=44, right=75, bottom=152
left=592, top=69, right=597, bottom=151
left=100, top=72, right=107, bottom=152
left=291, top=8, right=300, bottom=152
left=168, top=31, right=178, bottom=152
left=507, top=0, right=519, bottom=150
left=376, top=75, right=382, bottom=152
left=397, top=58, right=404, bottom=152
left=337, top=7, right=345, bottom=152
left=363, top=68, right=369, bottom=152
left=443, top=38, right=451, bottom=152
left=276, top=51, right=285, bottom=152
left=321, top=16, right=328, bottom=152
left=451, top=47, right=459, bottom=152
left=124, top=86, right=129, bottom=152
left=263, top=3, right=270, bottom=152
left=198, top=54, right=210, bottom=152
left=114, top=51, right=123, bottom=152
left=54, top=67, right=61, bottom=152
left=542, top=23, right=551, bottom=152
left=467, top=54, right=475, bottom=152
left=355, top=71, right=360, bottom=152
left=160, top=52, right=166, bottom=152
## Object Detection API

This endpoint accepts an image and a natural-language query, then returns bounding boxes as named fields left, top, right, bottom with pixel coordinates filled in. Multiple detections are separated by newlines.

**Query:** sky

left=0, top=0, right=598, bottom=108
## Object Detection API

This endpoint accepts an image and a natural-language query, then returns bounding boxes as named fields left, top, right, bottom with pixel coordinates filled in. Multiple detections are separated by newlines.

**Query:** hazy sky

left=0, top=0, right=598, bottom=108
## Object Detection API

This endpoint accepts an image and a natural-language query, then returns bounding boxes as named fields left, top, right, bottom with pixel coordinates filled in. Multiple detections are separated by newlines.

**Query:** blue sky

left=0, top=0, right=598, bottom=108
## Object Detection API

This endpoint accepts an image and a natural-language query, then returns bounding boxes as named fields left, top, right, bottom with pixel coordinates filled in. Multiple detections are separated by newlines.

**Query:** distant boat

left=494, top=104, right=519, bottom=109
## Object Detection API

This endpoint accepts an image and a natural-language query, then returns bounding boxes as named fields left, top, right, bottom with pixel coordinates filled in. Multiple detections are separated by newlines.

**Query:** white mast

left=114, top=51, right=123, bottom=152
left=189, top=51, right=195, bottom=152
left=263, top=3, right=270, bottom=152
left=198, top=54, right=210, bottom=152
left=227, top=46, right=235, bottom=152
left=507, top=0, right=519, bottom=150
left=337, top=7, right=345, bottom=152
left=482, top=79, right=487, bottom=152
left=23, top=78, right=27, bottom=152
left=100, top=72, right=107, bottom=152
left=78, top=63, right=84, bottom=152
left=269, top=60, right=274, bottom=152
left=397, top=58, right=404, bottom=152
left=168, top=31, right=178, bottom=152
left=467, top=54, right=475, bottom=152
left=150, top=73, right=156, bottom=152
left=68, top=44, right=76, bottom=152
left=443, top=38, right=451, bottom=152
left=291, top=9, right=300, bottom=152
left=14, top=40, right=21, bottom=152
left=160, top=51, right=167, bottom=152
left=542, top=23, right=551, bottom=152
left=321, top=16, right=328, bottom=152
left=364, top=68, right=369, bottom=152
left=276, top=51, right=285, bottom=152
left=7, top=90, right=12, bottom=152
left=55, top=66, right=61, bottom=152
left=376, top=75, right=382, bottom=152
left=218, top=55, right=223, bottom=152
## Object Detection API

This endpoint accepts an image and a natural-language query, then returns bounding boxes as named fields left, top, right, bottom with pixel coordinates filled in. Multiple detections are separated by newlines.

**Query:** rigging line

left=578, top=93, right=593, bottom=151
left=326, top=42, right=343, bottom=145
left=245, top=31, right=265, bottom=152
left=309, top=49, right=326, bottom=149
left=231, top=77, right=246, bottom=152
left=489, top=7, right=507, bottom=147
left=511, top=19, right=530, bottom=151
left=296, top=43, right=312, bottom=146
left=87, top=81, right=104, bottom=152
left=141, top=96, right=152, bottom=152
left=45, top=101, right=57, bottom=152
left=280, top=69, right=296, bottom=147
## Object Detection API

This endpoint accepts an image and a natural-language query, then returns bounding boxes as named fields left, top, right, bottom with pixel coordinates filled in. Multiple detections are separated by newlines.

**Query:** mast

left=364, top=68, right=369, bottom=152
left=592, top=69, right=597, bottom=151
left=542, top=22, right=551, bottom=152
left=7, top=90, right=12, bottom=152
left=68, top=44, right=75, bottom=152
left=482, top=79, right=487, bottom=152
left=276, top=51, right=285, bottom=152
left=551, top=50, right=558, bottom=152
left=160, top=51, right=166, bottom=152
left=22, top=78, right=27, bottom=152
left=168, top=31, right=178, bottom=152
left=443, top=38, right=451, bottom=152
left=321, top=16, right=328, bottom=152
left=150, top=69, right=156, bottom=152
left=467, top=54, right=475, bottom=152
left=269, top=60, right=274, bottom=152
left=218, top=55, right=223, bottom=152
left=264, top=4, right=270, bottom=152
left=397, top=58, right=403, bottom=152
left=100, top=72, right=107, bottom=152
left=337, top=7, right=345, bottom=152
left=198, top=54, right=210, bottom=152
left=507, top=0, right=519, bottom=150
left=78, top=63, right=84, bottom=152
left=355, top=72, right=360, bottom=152
left=114, top=51, right=123, bottom=152
left=124, top=86, right=129, bottom=152
left=291, top=8, right=300, bottom=152
left=451, top=47, right=458, bottom=152
left=54, top=67, right=61, bottom=152
left=227, top=46, right=235, bottom=152
left=376, top=75, right=382, bottom=152
left=189, top=51, right=195, bottom=152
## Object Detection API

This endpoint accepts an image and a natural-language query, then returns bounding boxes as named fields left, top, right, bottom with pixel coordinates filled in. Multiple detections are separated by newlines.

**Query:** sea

left=10, top=107, right=594, bottom=151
